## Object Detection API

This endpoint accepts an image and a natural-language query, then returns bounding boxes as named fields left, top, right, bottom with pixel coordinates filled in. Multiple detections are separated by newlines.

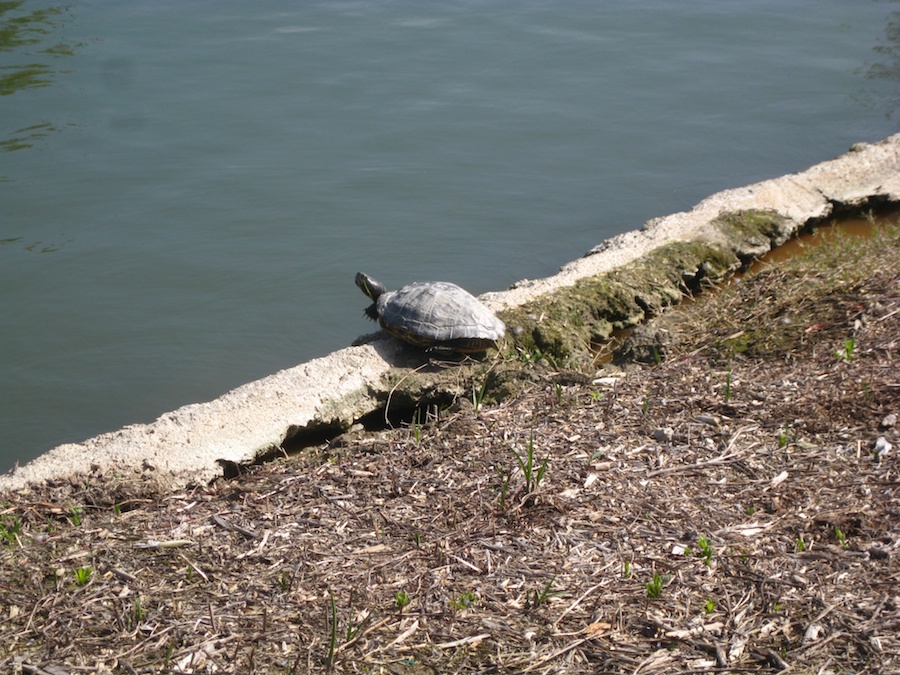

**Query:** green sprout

left=394, top=590, right=410, bottom=612
left=0, top=514, right=22, bottom=545
left=646, top=571, right=670, bottom=599
left=836, top=337, right=857, bottom=362
left=412, top=408, right=424, bottom=444
left=777, top=422, right=793, bottom=448
left=510, top=430, right=549, bottom=496
left=526, top=577, right=558, bottom=610
left=326, top=593, right=338, bottom=670
left=835, top=527, right=848, bottom=548
left=697, top=536, right=714, bottom=566
left=74, top=566, right=92, bottom=586
left=472, top=378, right=488, bottom=413
left=449, top=591, right=478, bottom=612
left=68, top=503, right=83, bottom=527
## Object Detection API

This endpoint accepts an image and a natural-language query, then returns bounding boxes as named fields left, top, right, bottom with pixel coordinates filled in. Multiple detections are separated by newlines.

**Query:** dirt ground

left=1, top=217, right=898, bottom=674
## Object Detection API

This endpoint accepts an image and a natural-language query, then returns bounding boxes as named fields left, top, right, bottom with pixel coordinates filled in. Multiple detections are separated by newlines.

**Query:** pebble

left=874, top=436, right=892, bottom=461
left=652, top=427, right=673, bottom=443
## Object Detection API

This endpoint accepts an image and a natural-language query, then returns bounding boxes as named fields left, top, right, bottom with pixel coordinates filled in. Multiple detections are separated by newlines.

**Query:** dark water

left=1, top=0, right=897, bottom=471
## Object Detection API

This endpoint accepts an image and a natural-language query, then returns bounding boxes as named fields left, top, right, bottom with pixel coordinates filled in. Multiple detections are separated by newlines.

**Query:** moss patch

left=498, top=239, right=740, bottom=367
left=711, top=209, right=795, bottom=264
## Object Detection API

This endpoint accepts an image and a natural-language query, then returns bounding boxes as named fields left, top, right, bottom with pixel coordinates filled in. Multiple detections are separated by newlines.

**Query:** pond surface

left=1, top=0, right=897, bottom=471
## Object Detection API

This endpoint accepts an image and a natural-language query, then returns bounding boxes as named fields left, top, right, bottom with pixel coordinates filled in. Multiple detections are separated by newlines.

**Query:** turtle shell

left=376, top=281, right=505, bottom=353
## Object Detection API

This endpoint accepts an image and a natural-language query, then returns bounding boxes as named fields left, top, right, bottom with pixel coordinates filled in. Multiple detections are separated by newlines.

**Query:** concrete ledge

left=486, top=136, right=899, bottom=310
left=2, top=134, right=898, bottom=495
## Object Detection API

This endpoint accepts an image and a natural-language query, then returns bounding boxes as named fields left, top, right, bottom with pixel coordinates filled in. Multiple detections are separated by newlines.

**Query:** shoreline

left=2, top=133, right=899, bottom=496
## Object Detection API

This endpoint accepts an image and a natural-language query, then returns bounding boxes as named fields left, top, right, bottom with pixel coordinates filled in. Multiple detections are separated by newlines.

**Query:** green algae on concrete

left=497, top=238, right=741, bottom=368
left=711, top=209, right=795, bottom=264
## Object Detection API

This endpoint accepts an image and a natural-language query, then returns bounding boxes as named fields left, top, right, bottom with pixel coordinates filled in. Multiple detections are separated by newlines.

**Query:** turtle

left=355, top=272, right=505, bottom=354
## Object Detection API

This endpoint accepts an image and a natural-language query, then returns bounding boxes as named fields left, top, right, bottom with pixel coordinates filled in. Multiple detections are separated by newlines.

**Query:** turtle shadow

left=352, top=331, right=485, bottom=370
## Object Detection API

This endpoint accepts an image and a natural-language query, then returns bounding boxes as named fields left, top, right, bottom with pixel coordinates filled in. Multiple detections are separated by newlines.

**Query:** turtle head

left=355, top=272, right=386, bottom=301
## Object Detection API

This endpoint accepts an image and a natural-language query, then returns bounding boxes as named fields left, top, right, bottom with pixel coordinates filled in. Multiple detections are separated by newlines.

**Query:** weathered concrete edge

left=2, top=134, right=898, bottom=495
left=482, top=135, right=900, bottom=310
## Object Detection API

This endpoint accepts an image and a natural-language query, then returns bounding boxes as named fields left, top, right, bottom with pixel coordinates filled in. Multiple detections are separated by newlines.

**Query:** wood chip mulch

left=1, top=223, right=898, bottom=674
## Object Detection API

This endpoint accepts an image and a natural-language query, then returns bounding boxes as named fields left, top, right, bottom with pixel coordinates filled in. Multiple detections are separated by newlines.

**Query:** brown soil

left=1, top=220, right=898, bottom=674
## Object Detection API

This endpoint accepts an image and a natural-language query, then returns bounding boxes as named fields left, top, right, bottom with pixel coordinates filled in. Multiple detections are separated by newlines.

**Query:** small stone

left=874, top=437, right=892, bottom=461
left=803, top=623, right=824, bottom=645
left=867, top=545, right=890, bottom=561
left=652, top=427, right=673, bottom=443
left=880, top=413, right=897, bottom=429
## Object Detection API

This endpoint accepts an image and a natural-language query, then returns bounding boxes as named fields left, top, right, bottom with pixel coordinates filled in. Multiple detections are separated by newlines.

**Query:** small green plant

left=704, top=598, right=716, bottom=614
left=795, top=535, right=806, bottom=552
left=724, top=364, right=733, bottom=403
left=412, top=408, right=424, bottom=444
left=646, top=571, right=670, bottom=599
left=133, top=597, right=145, bottom=625
left=74, top=566, right=92, bottom=586
left=554, top=382, right=563, bottom=404
left=394, top=590, right=410, bottom=613
left=343, top=611, right=367, bottom=644
left=525, top=577, right=558, bottom=610
left=697, top=536, right=714, bottom=566
left=494, top=465, right=511, bottom=508
left=514, top=345, right=545, bottom=363
left=777, top=422, right=793, bottom=448
left=472, top=379, right=488, bottom=413
left=591, top=390, right=604, bottom=402
left=449, top=591, right=478, bottom=612
left=623, top=560, right=633, bottom=578
left=745, top=505, right=756, bottom=516
left=835, top=527, right=848, bottom=548
left=67, top=503, right=83, bottom=527
left=510, top=431, right=549, bottom=496
left=836, top=337, right=857, bottom=362
left=0, top=514, right=22, bottom=544
left=326, top=593, right=338, bottom=669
